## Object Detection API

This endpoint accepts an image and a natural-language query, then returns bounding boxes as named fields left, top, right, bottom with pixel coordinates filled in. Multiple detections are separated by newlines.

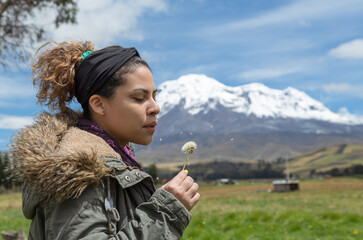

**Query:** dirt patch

left=198, top=179, right=363, bottom=200
left=0, top=199, right=22, bottom=209
left=300, top=181, right=363, bottom=191
left=199, top=184, right=271, bottom=200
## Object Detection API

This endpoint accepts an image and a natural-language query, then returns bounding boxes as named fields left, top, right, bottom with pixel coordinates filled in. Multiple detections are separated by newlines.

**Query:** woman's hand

left=161, top=170, right=200, bottom=211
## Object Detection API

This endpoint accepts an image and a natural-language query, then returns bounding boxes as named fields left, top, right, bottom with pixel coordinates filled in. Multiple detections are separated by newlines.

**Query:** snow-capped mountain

left=157, top=74, right=363, bottom=125
left=136, top=74, right=363, bottom=163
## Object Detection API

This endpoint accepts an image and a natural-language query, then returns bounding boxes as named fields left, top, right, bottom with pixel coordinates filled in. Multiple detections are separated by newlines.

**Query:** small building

left=272, top=157, right=299, bottom=192
left=272, top=180, right=299, bottom=192
left=216, top=178, right=238, bottom=186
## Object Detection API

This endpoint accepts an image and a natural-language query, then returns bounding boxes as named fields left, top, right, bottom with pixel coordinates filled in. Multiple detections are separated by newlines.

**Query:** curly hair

left=32, top=41, right=150, bottom=116
left=32, top=41, right=95, bottom=112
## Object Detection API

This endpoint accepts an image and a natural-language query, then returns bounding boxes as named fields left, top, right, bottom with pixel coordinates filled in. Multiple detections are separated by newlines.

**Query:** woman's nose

left=148, top=99, right=160, bottom=116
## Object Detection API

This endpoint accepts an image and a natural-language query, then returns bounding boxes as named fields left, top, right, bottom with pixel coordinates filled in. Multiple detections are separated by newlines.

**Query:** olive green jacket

left=12, top=110, right=191, bottom=239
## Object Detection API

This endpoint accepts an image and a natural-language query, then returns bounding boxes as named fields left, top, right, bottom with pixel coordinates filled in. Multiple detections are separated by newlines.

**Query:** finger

left=170, top=170, right=188, bottom=186
left=187, top=182, right=199, bottom=197
left=192, top=192, right=200, bottom=202
left=189, top=192, right=201, bottom=210
left=180, top=176, right=194, bottom=192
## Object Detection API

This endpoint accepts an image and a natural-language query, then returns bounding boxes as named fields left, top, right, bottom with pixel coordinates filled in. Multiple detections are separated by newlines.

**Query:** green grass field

left=1, top=177, right=362, bottom=240
left=0, top=192, right=30, bottom=240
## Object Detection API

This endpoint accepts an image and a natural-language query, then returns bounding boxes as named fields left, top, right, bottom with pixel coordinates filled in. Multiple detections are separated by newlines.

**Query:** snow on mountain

left=156, top=74, right=363, bottom=125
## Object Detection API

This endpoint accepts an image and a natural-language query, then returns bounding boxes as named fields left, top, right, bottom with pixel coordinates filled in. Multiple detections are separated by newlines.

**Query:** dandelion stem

left=182, top=153, right=191, bottom=171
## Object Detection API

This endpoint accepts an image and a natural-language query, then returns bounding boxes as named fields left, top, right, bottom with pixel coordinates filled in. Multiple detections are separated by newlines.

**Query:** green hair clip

left=81, top=51, right=93, bottom=60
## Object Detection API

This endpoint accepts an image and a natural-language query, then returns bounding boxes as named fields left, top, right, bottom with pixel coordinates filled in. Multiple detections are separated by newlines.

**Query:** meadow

left=0, top=177, right=362, bottom=240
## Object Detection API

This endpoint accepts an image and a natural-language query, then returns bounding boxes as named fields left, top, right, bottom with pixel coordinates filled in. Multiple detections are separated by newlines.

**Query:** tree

left=147, top=163, right=159, bottom=183
left=0, top=153, right=12, bottom=189
left=1, top=153, right=12, bottom=189
left=0, top=0, right=78, bottom=64
left=0, top=153, right=4, bottom=187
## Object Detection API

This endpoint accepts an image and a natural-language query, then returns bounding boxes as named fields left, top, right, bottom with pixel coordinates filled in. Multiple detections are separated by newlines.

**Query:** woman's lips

left=144, top=120, right=158, bottom=132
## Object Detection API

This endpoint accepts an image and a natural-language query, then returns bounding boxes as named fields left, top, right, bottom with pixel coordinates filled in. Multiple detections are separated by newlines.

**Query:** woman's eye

left=134, top=98, right=145, bottom=102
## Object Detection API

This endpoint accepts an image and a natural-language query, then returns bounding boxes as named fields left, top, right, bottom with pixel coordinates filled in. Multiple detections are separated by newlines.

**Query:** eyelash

left=134, top=95, right=157, bottom=103
left=134, top=98, right=145, bottom=102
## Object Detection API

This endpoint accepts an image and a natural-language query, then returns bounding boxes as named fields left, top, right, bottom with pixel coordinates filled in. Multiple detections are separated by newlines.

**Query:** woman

left=11, top=41, right=200, bottom=239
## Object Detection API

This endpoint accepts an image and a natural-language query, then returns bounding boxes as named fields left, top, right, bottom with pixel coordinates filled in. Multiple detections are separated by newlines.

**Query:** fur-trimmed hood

left=11, top=109, right=123, bottom=205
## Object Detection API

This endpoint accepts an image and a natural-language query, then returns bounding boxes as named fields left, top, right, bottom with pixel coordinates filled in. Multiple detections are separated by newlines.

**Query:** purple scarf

left=77, top=119, right=143, bottom=171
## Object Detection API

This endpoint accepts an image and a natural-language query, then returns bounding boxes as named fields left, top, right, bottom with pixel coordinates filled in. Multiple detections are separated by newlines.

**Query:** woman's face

left=101, top=66, right=160, bottom=147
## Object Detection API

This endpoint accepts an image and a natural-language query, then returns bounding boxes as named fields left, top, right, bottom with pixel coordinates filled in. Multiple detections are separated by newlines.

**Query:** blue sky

left=1, top=0, right=363, bottom=150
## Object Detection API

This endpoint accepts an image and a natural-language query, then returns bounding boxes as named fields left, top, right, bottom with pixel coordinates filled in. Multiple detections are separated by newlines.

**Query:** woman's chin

left=135, top=137, right=153, bottom=146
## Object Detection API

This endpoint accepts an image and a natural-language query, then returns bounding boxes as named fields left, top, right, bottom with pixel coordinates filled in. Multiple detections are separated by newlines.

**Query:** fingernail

left=184, top=169, right=188, bottom=175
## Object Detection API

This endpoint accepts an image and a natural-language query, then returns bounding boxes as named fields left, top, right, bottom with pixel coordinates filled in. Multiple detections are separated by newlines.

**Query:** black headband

left=75, top=46, right=140, bottom=109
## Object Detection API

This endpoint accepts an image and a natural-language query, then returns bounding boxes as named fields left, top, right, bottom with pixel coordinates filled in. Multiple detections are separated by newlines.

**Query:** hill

left=149, top=143, right=363, bottom=180
left=288, top=143, right=363, bottom=177
left=136, top=132, right=363, bottom=164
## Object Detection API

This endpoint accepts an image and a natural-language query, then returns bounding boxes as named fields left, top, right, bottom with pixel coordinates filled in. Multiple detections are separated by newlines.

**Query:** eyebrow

left=133, top=88, right=158, bottom=94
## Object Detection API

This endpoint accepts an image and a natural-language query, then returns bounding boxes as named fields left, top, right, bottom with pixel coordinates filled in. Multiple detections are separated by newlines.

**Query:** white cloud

left=337, top=107, right=363, bottom=124
left=3, top=0, right=168, bottom=81
left=322, top=83, right=353, bottom=93
left=239, top=67, right=301, bottom=80
left=328, top=39, right=363, bottom=59
left=205, top=0, right=363, bottom=33
left=338, top=107, right=350, bottom=115
left=322, top=83, right=363, bottom=98
left=0, top=115, right=34, bottom=130
left=47, top=0, right=167, bottom=47
left=0, top=76, right=35, bottom=100
left=140, top=51, right=160, bottom=64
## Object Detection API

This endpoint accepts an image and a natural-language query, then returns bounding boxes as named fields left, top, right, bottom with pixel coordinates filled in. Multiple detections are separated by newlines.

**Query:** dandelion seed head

left=181, top=141, right=197, bottom=154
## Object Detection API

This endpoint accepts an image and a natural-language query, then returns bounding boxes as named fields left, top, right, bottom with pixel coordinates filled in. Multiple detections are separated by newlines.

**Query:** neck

left=90, top=116, right=127, bottom=147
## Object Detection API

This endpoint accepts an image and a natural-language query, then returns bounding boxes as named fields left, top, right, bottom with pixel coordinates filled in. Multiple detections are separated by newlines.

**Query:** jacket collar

left=11, top=109, right=121, bottom=203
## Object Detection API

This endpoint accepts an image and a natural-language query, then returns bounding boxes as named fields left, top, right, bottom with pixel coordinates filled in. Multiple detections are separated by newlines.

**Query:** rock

left=1, top=230, right=26, bottom=240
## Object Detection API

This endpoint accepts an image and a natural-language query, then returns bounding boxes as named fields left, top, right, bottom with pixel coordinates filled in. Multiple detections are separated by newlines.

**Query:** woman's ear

left=89, top=95, right=106, bottom=116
